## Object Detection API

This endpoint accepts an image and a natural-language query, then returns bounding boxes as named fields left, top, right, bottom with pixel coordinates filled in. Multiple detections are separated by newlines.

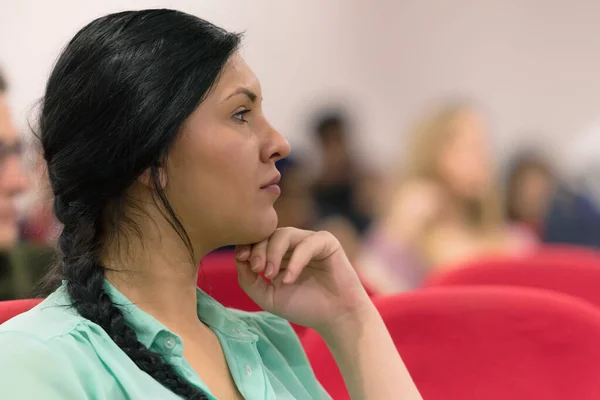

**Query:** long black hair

left=38, top=9, right=241, bottom=399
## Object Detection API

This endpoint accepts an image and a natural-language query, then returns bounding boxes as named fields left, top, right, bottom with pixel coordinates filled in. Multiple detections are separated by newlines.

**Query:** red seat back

left=0, top=298, right=43, bottom=324
left=302, top=287, right=600, bottom=400
left=529, top=245, right=600, bottom=267
left=198, top=251, right=262, bottom=312
left=425, top=247, right=600, bottom=307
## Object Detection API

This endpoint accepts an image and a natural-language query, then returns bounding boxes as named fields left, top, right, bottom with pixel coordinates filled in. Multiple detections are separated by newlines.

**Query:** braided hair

left=38, top=9, right=240, bottom=399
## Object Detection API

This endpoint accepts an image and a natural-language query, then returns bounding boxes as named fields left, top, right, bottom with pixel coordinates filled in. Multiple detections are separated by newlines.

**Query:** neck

left=102, top=223, right=212, bottom=334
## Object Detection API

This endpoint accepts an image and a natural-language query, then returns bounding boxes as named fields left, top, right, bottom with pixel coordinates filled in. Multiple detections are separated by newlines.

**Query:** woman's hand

left=235, top=227, right=371, bottom=333
left=237, top=228, right=423, bottom=400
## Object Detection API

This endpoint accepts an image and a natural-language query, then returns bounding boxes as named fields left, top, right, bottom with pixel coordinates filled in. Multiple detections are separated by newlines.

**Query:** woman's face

left=437, top=110, right=493, bottom=199
left=164, top=54, right=290, bottom=249
left=513, top=166, right=553, bottom=222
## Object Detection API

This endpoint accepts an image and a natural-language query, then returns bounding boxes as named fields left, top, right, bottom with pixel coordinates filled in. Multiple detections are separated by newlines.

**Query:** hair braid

left=54, top=196, right=208, bottom=399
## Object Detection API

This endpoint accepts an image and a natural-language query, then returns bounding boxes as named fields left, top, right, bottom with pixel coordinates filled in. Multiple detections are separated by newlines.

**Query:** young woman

left=359, top=101, right=536, bottom=293
left=0, top=9, right=421, bottom=400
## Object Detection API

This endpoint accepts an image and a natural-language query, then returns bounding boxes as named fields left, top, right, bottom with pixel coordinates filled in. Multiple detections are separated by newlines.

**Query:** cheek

left=165, top=130, right=275, bottom=244
left=438, top=151, right=463, bottom=186
left=170, top=135, right=255, bottom=205
left=456, top=147, right=491, bottom=183
left=439, top=154, right=490, bottom=197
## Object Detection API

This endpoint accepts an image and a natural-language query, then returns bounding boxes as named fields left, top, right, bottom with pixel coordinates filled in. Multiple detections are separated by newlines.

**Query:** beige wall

left=1, top=0, right=599, bottom=170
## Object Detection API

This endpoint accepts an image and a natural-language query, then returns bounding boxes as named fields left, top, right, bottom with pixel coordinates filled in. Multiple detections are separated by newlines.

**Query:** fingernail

left=265, top=262, right=274, bottom=278
left=236, top=249, right=249, bottom=261
left=251, top=257, right=261, bottom=272
left=283, top=271, right=293, bottom=284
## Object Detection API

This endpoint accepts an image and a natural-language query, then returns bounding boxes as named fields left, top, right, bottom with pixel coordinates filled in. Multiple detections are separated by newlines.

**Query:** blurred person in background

left=0, top=67, right=53, bottom=300
left=543, top=123, right=600, bottom=248
left=274, top=157, right=316, bottom=230
left=505, top=151, right=556, bottom=238
left=276, top=156, right=361, bottom=265
left=311, top=110, right=374, bottom=235
left=19, top=148, right=59, bottom=245
left=315, top=215, right=361, bottom=265
left=358, top=100, right=537, bottom=293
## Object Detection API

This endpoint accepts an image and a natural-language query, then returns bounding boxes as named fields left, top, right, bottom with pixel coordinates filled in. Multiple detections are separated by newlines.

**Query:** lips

left=260, top=173, right=282, bottom=195
left=260, top=173, right=281, bottom=189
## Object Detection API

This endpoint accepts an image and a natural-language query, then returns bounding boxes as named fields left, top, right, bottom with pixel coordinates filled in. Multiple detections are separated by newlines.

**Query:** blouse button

left=245, top=365, right=253, bottom=376
left=164, top=336, right=176, bottom=350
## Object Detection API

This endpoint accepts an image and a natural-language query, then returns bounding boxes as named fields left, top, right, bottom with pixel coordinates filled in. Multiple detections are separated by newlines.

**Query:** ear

left=138, top=164, right=168, bottom=189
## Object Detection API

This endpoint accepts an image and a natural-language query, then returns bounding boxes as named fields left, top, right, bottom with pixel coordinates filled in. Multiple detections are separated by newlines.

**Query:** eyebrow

left=222, top=87, right=258, bottom=103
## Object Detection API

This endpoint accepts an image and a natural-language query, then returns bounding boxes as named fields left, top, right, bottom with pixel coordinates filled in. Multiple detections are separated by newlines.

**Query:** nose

left=261, top=122, right=291, bottom=164
left=0, top=155, right=31, bottom=197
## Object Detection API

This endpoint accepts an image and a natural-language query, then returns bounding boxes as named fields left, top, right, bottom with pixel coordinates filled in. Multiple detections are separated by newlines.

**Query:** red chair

left=0, top=298, right=43, bottom=324
left=425, top=249, right=600, bottom=308
left=198, top=251, right=262, bottom=312
left=528, top=244, right=600, bottom=267
left=302, top=287, right=600, bottom=400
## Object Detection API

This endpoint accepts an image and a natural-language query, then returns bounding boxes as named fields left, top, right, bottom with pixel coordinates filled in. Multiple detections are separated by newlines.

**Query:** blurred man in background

left=0, top=67, right=53, bottom=300
left=0, top=70, right=29, bottom=248
left=274, top=157, right=317, bottom=230
left=311, top=111, right=373, bottom=235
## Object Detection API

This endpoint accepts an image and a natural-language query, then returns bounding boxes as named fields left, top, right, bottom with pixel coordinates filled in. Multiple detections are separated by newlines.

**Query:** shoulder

left=0, top=290, right=120, bottom=399
left=0, top=322, right=93, bottom=399
left=376, top=179, right=445, bottom=245
left=505, top=224, right=540, bottom=252
left=0, top=287, right=106, bottom=373
left=0, top=287, right=88, bottom=341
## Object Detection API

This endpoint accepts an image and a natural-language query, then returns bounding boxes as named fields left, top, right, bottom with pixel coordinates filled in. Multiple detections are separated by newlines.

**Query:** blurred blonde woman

left=358, top=100, right=536, bottom=294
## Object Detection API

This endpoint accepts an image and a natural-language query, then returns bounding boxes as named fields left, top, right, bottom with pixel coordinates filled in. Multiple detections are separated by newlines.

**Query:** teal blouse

left=0, top=282, right=330, bottom=399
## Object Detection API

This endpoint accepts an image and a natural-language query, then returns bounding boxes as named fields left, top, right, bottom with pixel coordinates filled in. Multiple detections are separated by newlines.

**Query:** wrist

left=316, top=301, right=380, bottom=345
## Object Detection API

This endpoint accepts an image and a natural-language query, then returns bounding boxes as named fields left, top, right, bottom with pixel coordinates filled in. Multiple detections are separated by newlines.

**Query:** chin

left=239, top=209, right=279, bottom=245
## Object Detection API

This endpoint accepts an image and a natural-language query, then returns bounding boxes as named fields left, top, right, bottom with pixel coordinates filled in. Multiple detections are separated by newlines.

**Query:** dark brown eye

left=232, top=109, right=251, bottom=123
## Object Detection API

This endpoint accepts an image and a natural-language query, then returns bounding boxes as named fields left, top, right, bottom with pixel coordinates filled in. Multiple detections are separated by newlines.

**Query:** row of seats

left=301, top=245, right=600, bottom=399
left=425, top=245, right=600, bottom=307
left=302, top=286, right=600, bottom=400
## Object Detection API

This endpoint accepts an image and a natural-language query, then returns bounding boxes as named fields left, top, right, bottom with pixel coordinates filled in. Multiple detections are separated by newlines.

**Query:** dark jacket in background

left=543, top=184, right=600, bottom=249
left=0, top=242, right=55, bottom=300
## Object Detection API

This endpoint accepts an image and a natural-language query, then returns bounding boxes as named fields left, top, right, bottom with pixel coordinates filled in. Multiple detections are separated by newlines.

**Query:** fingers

left=247, top=240, right=269, bottom=275
left=265, top=228, right=312, bottom=279
left=237, top=228, right=338, bottom=285
left=235, top=258, right=269, bottom=299
left=235, top=244, right=251, bottom=261
left=237, top=228, right=308, bottom=275
left=283, top=231, right=332, bottom=284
